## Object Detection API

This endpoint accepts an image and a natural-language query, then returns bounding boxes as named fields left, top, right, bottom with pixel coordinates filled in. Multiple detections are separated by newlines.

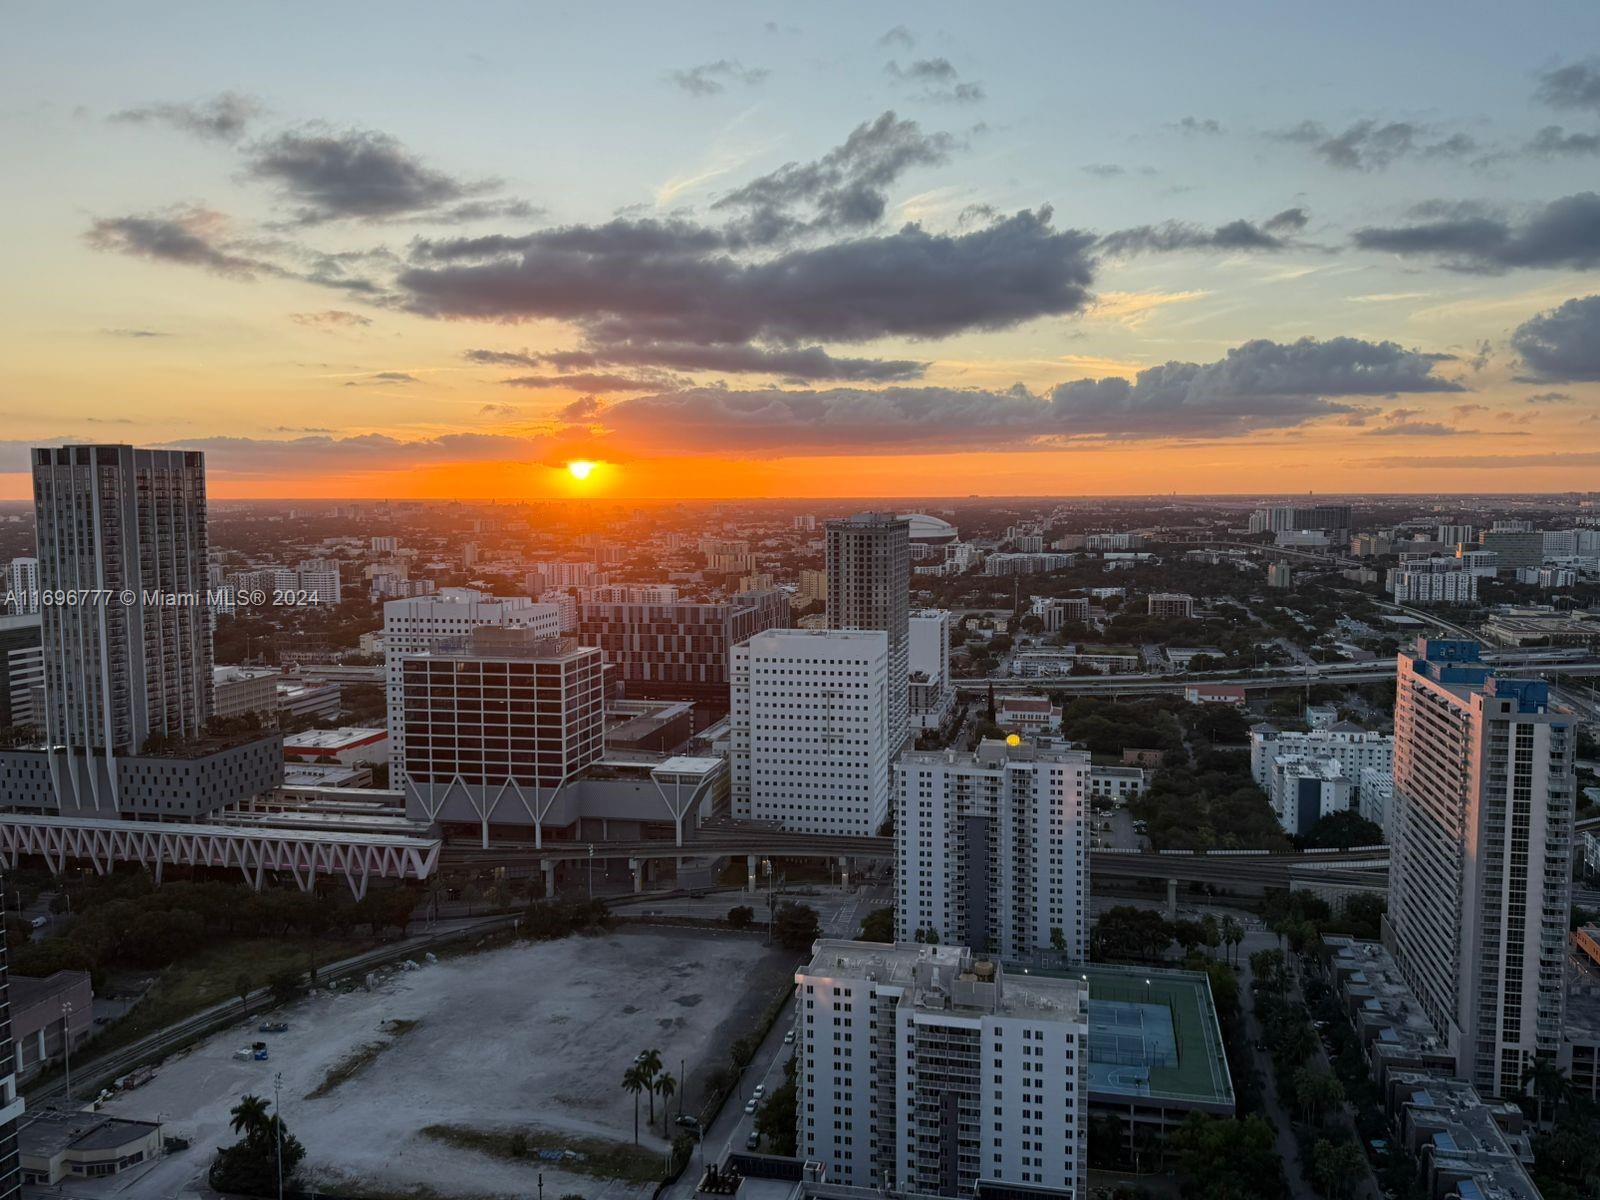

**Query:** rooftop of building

left=1024, top=961, right=1234, bottom=1108
left=1322, top=936, right=1448, bottom=1060
left=801, top=940, right=1085, bottom=1023
left=9, top=970, right=91, bottom=1013
left=213, top=664, right=281, bottom=682
left=899, top=737, right=1089, bottom=769
left=18, top=1110, right=161, bottom=1159
left=1390, top=1073, right=1539, bottom=1200
left=282, top=726, right=387, bottom=751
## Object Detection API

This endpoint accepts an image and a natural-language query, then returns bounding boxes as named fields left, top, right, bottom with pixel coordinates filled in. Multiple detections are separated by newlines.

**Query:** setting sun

left=566, top=460, right=597, bottom=481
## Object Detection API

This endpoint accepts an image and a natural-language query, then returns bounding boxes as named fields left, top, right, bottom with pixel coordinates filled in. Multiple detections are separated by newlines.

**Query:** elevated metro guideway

left=0, top=806, right=1391, bottom=893
left=0, top=811, right=439, bottom=899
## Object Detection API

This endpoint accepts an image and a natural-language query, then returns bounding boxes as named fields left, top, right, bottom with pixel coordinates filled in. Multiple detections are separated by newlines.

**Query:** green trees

left=754, top=1056, right=799, bottom=1156
left=1299, top=810, right=1383, bottom=850
left=210, top=1093, right=305, bottom=1196
left=1310, top=1138, right=1366, bottom=1200
left=1221, top=916, right=1244, bottom=966
left=1168, top=1113, right=1284, bottom=1199
left=858, top=907, right=894, bottom=943
left=524, top=898, right=612, bottom=939
left=1093, top=906, right=1173, bottom=963
left=772, top=903, right=820, bottom=951
left=727, top=905, right=756, bottom=930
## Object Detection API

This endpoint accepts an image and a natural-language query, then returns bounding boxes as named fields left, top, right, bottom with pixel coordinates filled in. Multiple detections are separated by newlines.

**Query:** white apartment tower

left=730, top=629, right=890, bottom=835
left=32, top=445, right=212, bottom=807
left=1384, top=639, right=1575, bottom=1098
left=896, top=740, right=1090, bottom=960
left=5, top=559, right=38, bottom=615
left=382, top=588, right=560, bottom=788
left=796, top=940, right=1088, bottom=1197
left=827, top=513, right=910, bottom=757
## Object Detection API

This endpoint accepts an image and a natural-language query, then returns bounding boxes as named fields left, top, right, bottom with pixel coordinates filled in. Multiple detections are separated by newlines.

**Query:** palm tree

left=622, top=1066, right=648, bottom=1144
left=640, top=1049, right=663, bottom=1122
left=655, top=1072, right=677, bottom=1137
left=1522, top=1055, right=1569, bottom=1125
left=1221, top=916, right=1244, bottom=966
left=229, top=1095, right=271, bottom=1145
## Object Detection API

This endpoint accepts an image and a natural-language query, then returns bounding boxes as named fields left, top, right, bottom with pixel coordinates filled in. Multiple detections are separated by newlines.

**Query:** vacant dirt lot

left=97, top=926, right=790, bottom=1199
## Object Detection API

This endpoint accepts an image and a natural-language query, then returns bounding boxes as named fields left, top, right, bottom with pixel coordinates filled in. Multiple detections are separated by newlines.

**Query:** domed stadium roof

left=901, top=513, right=959, bottom=544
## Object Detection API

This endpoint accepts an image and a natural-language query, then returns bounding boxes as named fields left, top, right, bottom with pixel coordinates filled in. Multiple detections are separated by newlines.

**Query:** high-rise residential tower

left=32, top=445, right=212, bottom=809
left=826, top=512, right=910, bottom=756
left=0, top=886, right=23, bottom=1198
left=795, top=940, right=1087, bottom=1196
left=730, top=628, right=890, bottom=835
left=1384, top=639, right=1576, bottom=1097
left=895, top=739, right=1090, bottom=960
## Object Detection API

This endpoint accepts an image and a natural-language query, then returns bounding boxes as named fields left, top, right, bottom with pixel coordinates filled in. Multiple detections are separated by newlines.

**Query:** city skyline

left=4, top=3, right=1600, bottom=500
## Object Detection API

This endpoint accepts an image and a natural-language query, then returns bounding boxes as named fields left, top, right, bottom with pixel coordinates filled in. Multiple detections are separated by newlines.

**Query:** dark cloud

left=1365, top=421, right=1462, bottom=437
left=464, top=341, right=925, bottom=383
left=711, top=111, right=955, bottom=241
left=1526, top=126, right=1600, bottom=157
left=1099, top=208, right=1307, bottom=255
left=667, top=60, right=770, bottom=96
left=244, top=127, right=498, bottom=223
left=478, top=404, right=520, bottom=418
left=84, top=207, right=274, bottom=278
left=877, top=26, right=916, bottom=49
left=102, top=328, right=169, bottom=338
left=400, top=206, right=1094, bottom=347
left=1172, top=117, right=1223, bottom=136
left=1535, top=60, right=1600, bottom=114
left=584, top=335, right=1465, bottom=452
left=343, top=371, right=418, bottom=387
left=885, top=58, right=984, bottom=103
left=1352, top=192, right=1600, bottom=272
left=499, top=372, right=680, bottom=392
left=290, top=310, right=373, bottom=329
left=1272, top=119, right=1476, bottom=170
left=1510, top=294, right=1600, bottom=380
left=109, top=92, right=262, bottom=142
left=1525, top=390, right=1575, bottom=404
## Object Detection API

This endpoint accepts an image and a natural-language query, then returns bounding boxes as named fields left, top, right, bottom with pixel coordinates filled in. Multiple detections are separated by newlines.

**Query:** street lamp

left=60, top=999, right=73, bottom=1103
left=273, top=1071, right=285, bottom=1200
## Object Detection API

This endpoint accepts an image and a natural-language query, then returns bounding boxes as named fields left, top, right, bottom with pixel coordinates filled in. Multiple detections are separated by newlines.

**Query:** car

left=746, top=1131, right=760, bottom=1151
left=744, top=1099, right=757, bottom=1114
left=752, top=1084, right=765, bottom=1099
left=783, top=1030, right=795, bottom=1044
left=674, top=1115, right=701, bottom=1130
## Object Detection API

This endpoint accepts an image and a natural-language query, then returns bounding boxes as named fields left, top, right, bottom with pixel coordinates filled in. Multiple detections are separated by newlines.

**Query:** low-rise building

left=994, top=694, right=1061, bottom=734
left=211, top=665, right=281, bottom=720
left=1089, top=764, right=1146, bottom=801
left=282, top=727, right=389, bottom=767
left=1184, top=684, right=1245, bottom=705
left=10, top=971, right=92, bottom=1079
left=1268, top=755, right=1352, bottom=836
left=19, top=1112, right=164, bottom=1185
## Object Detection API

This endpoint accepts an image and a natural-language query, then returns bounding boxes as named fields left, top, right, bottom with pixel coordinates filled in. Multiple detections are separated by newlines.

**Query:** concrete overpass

left=443, top=825, right=1390, bottom=893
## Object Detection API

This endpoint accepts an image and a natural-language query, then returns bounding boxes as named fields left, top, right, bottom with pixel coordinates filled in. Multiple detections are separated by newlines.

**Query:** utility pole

left=274, top=1071, right=285, bottom=1200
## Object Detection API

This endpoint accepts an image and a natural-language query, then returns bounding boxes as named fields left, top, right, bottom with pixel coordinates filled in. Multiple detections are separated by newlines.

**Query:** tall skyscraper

left=1384, top=639, right=1576, bottom=1097
left=383, top=588, right=561, bottom=789
left=0, top=887, right=23, bottom=1198
left=796, top=940, right=1087, bottom=1196
left=32, top=445, right=211, bottom=808
left=895, top=739, right=1090, bottom=959
left=826, top=512, right=910, bottom=755
left=730, top=629, right=890, bottom=835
